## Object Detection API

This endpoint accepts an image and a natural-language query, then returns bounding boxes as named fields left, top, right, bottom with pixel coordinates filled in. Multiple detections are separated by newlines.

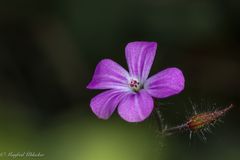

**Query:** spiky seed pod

left=186, top=104, right=233, bottom=132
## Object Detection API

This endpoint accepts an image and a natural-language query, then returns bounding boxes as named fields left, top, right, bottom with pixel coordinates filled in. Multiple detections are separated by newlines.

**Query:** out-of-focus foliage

left=0, top=0, right=240, bottom=160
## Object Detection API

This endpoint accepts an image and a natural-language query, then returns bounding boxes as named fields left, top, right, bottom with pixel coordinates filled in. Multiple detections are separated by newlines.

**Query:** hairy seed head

left=186, top=104, right=234, bottom=131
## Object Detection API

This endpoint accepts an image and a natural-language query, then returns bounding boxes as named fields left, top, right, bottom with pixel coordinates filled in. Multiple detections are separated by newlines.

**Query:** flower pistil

left=129, top=79, right=142, bottom=92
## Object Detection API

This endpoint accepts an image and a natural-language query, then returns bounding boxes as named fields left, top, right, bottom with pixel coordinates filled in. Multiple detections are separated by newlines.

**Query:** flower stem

left=162, top=123, right=188, bottom=136
left=154, top=107, right=164, bottom=132
left=154, top=101, right=188, bottom=136
left=154, top=101, right=166, bottom=132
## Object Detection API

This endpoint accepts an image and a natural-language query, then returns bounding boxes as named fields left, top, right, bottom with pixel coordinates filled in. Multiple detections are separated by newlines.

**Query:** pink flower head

left=87, top=42, right=185, bottom=122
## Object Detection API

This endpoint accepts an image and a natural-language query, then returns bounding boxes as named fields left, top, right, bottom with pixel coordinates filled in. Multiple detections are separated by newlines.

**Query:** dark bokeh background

left=0, top=0, right=240, bottom=160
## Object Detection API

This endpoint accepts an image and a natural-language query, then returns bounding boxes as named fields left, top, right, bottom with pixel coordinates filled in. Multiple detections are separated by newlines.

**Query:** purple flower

left=87, top=42, right=185, bottom=122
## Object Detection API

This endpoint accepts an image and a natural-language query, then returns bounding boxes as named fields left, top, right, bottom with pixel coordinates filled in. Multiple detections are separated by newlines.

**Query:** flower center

left=129, top=79, right=142, bottom=92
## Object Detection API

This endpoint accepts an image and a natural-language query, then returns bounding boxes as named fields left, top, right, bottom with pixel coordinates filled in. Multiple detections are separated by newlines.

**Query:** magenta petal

left=145, top=67, right=185, bottom=98
left=87, top=59, right=130, bottom=90
left=125, top=42, right=157, bottom=82
left=118, top=90, right=154, bottom=122
left=90, top=90, right=127, bottom=120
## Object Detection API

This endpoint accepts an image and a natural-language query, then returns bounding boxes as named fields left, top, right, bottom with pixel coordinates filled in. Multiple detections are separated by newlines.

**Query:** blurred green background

left=0, top=0, right=240, bottom=160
